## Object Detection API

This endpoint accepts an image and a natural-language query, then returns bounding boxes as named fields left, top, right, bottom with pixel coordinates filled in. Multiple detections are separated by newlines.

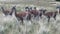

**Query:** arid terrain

left=0, top=0, right=60, bottom=34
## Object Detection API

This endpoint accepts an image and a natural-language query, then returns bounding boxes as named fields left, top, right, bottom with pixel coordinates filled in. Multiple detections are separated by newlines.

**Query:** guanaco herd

left=1, top=6, right=60, bottom=24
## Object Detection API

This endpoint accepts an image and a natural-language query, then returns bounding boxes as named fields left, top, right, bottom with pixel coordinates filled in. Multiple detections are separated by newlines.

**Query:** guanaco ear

left=1, top=7, right=5, bottom=12
left=30, top=7, right=32, bottom=10
left=25, top=7, right=29, bottom=9
left=44, top=9, right=47, bottom=11
left=34, top=7, right=36, bottom=10
left=12, top=6, right=16, bottom=12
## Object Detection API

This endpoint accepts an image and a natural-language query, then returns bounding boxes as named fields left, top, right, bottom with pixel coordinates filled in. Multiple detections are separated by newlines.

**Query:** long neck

left=10, top=7, right=17, bottom=16
left=57, top=8, right=59, bottom=14
left=1, top=7, right=5, bottom=13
